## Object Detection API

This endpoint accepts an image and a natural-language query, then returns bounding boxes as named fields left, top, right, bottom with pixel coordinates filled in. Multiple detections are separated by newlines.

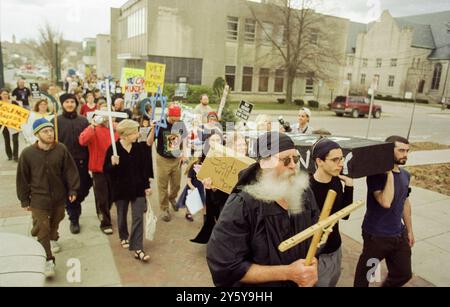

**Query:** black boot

left=190, top=216, right=215, bottom=244
left=70, top=221, right=80, bottom=234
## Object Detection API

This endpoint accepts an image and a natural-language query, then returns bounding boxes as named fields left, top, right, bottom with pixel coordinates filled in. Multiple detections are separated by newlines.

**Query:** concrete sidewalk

left=0, top=136, right=448, bottom=286
left=408, top=149, right=450, bottom=166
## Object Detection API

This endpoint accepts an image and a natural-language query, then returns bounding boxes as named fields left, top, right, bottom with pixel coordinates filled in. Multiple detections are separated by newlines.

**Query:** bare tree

left=249, top=0, right=345, bottom=104
left=24, top=22, right=66, bottom=83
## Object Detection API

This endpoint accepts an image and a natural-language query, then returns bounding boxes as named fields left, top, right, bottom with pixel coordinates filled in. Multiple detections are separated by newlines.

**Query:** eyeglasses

left=326, top=157, right=345, bottom=164
left=279, top=155, right=301, bottom=166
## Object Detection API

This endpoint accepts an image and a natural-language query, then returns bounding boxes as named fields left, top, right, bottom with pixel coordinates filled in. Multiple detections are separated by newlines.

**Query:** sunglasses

left=279, top=155, right=301, bottom=166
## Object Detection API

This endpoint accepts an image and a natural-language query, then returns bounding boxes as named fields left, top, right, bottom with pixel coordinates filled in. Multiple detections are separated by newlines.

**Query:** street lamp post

left=54, top=37, right=62, bottom=87
left=0, top=39, right=5, bottom=89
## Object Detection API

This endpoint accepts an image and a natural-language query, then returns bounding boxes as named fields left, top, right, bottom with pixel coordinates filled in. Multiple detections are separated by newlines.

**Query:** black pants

left=66, top=159, right=92, bottom=223
left=116, top=197, right=147, bottom=251
left=354, top=230, right=412, bottom=287
left=92, top=172, right=113, bottom=229
left=2, top=128, right=19, bottom=160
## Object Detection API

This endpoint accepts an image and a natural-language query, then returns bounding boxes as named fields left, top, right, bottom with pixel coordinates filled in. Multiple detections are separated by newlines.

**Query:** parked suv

left=330, top=96, right=382, bottom=118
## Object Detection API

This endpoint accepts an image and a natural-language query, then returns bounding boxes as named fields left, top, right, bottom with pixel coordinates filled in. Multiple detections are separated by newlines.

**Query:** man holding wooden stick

left=207, top=132, right=320, bottom=287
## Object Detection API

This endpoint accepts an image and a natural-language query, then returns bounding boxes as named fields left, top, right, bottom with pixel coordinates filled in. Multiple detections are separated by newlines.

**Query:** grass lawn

left=182, top=101, right=308, bottom=111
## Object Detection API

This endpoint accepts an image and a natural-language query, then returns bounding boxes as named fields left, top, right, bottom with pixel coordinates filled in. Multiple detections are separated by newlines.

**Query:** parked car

left=14, top=70, right=48, bottom=81
left=330, top=96, right=382, bottom=118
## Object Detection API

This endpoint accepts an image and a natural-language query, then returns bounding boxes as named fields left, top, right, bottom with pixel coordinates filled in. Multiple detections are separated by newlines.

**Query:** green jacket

left=16, top=142, right=80, bottom=210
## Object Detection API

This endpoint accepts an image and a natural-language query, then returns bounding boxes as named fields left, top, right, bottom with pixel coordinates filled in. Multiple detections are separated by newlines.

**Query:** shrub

left=212, top=77, right=226, bottom=98
left=187, top=85, right=217, bottom=104
left=308, top=100, right=319, bottom=109
left=277, top=98, right=286, bottom=104
left=294, top=99, right=305, bottom=106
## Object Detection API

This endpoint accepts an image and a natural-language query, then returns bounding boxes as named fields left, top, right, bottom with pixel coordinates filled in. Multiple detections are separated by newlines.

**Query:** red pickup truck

left=330, top=96, right=382, bottom=118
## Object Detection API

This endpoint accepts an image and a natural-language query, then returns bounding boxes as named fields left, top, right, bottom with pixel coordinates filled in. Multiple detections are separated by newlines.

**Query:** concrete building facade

left=110, top=0, right=350, bottom=102
left=344, top=10, right=450, bottom=104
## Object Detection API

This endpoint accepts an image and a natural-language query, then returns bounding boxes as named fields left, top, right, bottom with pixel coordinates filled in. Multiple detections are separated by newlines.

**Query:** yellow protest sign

left=197, top=144, right=256, bottom=194
left=145, top=62, right=166, bottom=93
left=120, top=68, right=145, bottom=93
left=0, top=102, right=30, bottom=131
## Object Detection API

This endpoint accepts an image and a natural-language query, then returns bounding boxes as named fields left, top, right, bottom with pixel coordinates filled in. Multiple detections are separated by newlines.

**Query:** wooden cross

left=98, top=79, right=129, bottom=156
left=278, top=190, right=364, bottom=266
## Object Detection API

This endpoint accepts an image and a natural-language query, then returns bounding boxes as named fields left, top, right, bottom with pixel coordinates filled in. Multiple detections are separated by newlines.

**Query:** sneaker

left=44, top=260, right=55, bottom=278
left=70, top=222, right=80, bottom=234
left=160, top=210, right=171, bottom=222
left=102, top=227, right=113, bottom=235
left=50, top=241, right=61, bottom=254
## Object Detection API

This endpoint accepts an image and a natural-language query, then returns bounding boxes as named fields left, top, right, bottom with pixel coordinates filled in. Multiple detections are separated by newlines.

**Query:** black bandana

left=257, top=132, right=295, bottom=160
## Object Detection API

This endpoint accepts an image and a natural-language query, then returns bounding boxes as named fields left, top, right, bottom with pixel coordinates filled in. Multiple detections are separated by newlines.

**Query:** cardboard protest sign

left=30, top=83, right=41, bottom=99
left=0, top=102, right=30, bottom=131
left=235, top=100, right=254, bottom=121
left=197, top=144, right=256, bottom=194
left=145, top=62, right=166, bottom=93
left=247, top=133, right=394, bottom=179
left=120, top=68, right=146, bottom=110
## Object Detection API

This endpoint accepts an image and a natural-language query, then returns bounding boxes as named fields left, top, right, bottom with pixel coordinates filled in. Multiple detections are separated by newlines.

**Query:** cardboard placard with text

left=0, top=102, right=30, bottom=131
left=145, top=62, right=166, bottom=93
left=197, top=144, right=256, bottom=194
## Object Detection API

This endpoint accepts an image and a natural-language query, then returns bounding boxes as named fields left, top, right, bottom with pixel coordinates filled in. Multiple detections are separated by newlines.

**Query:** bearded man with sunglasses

left=310, top=138, right=354, bottom=287
left=207, top=132, right=320, bottom=287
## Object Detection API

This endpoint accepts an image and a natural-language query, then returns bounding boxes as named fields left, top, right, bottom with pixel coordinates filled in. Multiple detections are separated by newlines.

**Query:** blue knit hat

left=33, top=118, right=54, bottom=135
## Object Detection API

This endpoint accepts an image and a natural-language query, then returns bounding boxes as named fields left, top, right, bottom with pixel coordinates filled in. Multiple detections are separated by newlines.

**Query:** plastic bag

left=145, top=199, right=157, bottom=241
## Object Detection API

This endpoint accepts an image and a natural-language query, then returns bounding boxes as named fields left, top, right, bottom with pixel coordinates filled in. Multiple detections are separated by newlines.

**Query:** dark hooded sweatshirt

left=206, top=163, right=320, bottom=287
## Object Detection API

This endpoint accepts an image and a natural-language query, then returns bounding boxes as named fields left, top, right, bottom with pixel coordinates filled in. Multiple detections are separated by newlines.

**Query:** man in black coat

left=207, top=132, right=320, bottom=287
left=52, top=93, right=91, bottom=234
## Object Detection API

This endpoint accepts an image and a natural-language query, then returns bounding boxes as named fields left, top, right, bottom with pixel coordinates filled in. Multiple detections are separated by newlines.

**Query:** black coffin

left=247, top=133, right=394, bottom=179
left=288, top=134, right=394, bottom=179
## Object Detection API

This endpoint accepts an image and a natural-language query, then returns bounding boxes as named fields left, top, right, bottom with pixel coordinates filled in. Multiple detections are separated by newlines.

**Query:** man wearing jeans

left=147, top=104, right=188, bottom=222
left=354, top=135, right=414, bottom=287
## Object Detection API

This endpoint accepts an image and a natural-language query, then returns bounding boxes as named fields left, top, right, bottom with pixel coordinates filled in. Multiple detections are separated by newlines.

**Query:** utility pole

left=0, top=40, right=5, bottom=89
left=407, top=64, right=426, bottom=140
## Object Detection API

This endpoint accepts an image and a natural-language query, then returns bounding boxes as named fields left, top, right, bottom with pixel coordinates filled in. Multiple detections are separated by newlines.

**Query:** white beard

left=242, top=168, right=310, bottom=215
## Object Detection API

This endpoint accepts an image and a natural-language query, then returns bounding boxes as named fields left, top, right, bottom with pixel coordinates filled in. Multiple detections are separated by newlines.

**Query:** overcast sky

left=1, top=0, right=450, bottom=42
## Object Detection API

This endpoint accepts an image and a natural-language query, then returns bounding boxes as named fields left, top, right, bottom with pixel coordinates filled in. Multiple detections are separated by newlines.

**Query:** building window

left=274, top=69, right=284, bottom=92
left=244, top=19, right=256, bottom=43
left=360, top=74, right=366, bottom=85
left=376, top=58, right=382, bottom=68
left=277, top=25, right=287, bottom=46
left=391, top=58, right=397, bottom=67
left=305, top=73, right=314, bottom=95
left=418, top=80, right=425, bottom=93
left=388, top=75, right=395, bottom=87
left=431, top=63, right=442, bottom=90
left=447, top=22, right=450, bottom=33
left=258, top=68, right=270, bottom=92
left=127, top=8, right=146, bottom=38
left=417, top=58, right=421, bottom=68
left=347, top=56, right=354, bottom=66
left=347, top=73, right=352, bottom=81
left=310, top=30, right=319, bottom=45
left=261, top=22, right=273, bottom=44
left=227, top=16, right=239, bottom=41
left=362, top=58, right=368, bottom=67
left=225, top=66, right=236, bottom=91
left=374, top=74, right=380, bottom=88
left=242, top=67, right=253, bottom=92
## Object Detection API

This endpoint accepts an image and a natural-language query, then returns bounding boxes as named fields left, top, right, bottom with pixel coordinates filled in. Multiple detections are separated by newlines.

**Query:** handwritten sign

left=145, top=62, right=166, bottom=93
left=197, top=144, right=255, bottom=194
left=120, top=68, right=146, bottom=109
left=0, top=102, right=30, bottom=131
